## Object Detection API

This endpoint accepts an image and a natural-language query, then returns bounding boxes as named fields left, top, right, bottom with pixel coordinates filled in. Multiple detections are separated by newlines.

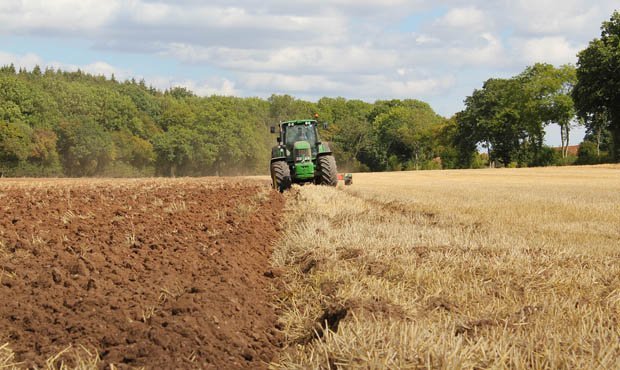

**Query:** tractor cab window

left=285, top=125, right=316, bottom=147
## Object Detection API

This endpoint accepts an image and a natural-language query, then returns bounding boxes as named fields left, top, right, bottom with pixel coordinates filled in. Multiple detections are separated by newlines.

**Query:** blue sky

left=1, top=1, right=618, bottom=146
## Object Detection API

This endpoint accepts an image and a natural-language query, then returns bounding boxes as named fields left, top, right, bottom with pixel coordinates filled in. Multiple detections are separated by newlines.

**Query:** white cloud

left=436, top=7, right=486, bottom=30
left=1, top=0, right=619, bottom=117
left=426, top=32, right=506, bottom=67
left=162, top=43, right=401, bottom=74
left=173, top=79, right=238, bottom=97
left=243, top=73, right=339, bottom=93
left=415, top=34, right=440, bottom=45
left=0, top=48, right=237, bottom=98
left=81, top=62, right=129, bottom=79
left=460, top=33, right=505, bottom=66
left=508, top=0, right=607, bottom=37
left=239, top=71, right=455, bottom=100
left=0, top=50, right=129, bottom=80
left=123, top=1, right=348, bottom=42
left=0, top=0, right=120, bottom=32
left=512, top=36, right=582, bottom=65
left=0, top=51, right=44, bottom=70
left=382, top=75, right=456, bottom=97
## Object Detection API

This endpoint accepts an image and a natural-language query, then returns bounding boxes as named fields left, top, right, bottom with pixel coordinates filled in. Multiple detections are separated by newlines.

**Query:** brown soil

left=0, top=178, right=284, bottom=369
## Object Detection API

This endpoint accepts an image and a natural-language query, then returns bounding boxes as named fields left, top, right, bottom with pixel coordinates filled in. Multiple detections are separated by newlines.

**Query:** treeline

left=1, top=11, right=618, bottom=177
left=0, top=65, right=457, bottom=177
left=0, top=66, right=280, bottom=177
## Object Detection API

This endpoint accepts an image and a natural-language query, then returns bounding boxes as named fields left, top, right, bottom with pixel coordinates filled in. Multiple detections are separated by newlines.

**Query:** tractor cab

left=277, top=120, right=321, bottom=158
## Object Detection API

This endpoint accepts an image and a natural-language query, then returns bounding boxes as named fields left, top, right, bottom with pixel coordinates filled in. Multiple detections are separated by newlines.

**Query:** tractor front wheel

left=271, top=161, right=292, bottom=192
left=317, top=155, right=338, bottom=186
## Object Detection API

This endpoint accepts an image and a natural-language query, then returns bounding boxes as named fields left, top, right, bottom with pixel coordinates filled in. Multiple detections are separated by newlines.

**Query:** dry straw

left=271, top=165, right=620, bottom=369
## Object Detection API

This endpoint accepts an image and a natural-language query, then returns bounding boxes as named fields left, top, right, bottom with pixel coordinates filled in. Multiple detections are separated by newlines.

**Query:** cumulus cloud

left=0, top=50, right=130, bottom=80
left=1, top=0, right=619, bottom=116
left=238, top=71, right=455, bottom=100
left=436, top=7, right=487, bottom=30
left=163, top=78, right=238, bottom=97
left=507, top=0, right=607, bottom=37
left=0, top=51, right=44, bottom=70
left=512, top=36, right=582, bottom=65
left=415, top=34, right=440, bottom=45
left=420, top=32, right=506, bottom=67
left=124, top=1, right=344, bottom=33
left=162, top=43, right=400, bottom=74
left=0, top=0, right=120, bottom=33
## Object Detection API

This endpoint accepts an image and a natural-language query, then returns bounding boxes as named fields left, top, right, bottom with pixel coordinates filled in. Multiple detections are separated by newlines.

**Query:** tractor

left=270, top=118, right=338, bottom=191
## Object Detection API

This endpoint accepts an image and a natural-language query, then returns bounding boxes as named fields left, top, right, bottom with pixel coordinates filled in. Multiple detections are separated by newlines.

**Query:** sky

left=1, top=0, right=618, bottom=146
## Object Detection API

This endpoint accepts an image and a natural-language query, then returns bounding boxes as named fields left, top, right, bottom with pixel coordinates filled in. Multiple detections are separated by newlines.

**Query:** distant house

left=553, top=145, right=579, bottom=156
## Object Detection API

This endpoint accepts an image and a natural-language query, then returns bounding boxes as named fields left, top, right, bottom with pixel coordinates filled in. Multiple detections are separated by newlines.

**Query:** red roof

left=553, top=145, right=579, bottom=156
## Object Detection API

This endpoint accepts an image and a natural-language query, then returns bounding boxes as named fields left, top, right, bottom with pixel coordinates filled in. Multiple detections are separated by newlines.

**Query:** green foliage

left=112, top=129, right=155, bottom=169
left=0, top=67, right=237, bottom=176
left=536, top=146, right=560, bottom=167
left=573, top=11, right=620, bottom=160
left=471, top=153, right=488, bottom=169
left=269, top=94, right=316, bottom=123
left=0, top=121, right=32, bottom=163
left=576, top=141, right=608, bottom=165
left=555, top=154, right=578, bottom=166
left=10, top=35, right=620, bottom=178
left=153, top=126, right=216, bottom=176
left=56, top=119, right=116, bottom=176
left=456, top=63, right=578, bottom=167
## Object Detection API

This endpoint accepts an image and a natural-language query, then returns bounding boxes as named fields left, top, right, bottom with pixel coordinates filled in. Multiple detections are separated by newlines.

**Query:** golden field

left=271, top=165, right=620, bottom=369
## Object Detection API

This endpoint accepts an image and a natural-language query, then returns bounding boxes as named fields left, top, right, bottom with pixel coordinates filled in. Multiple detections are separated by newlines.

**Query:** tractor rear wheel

left=271, top=161, right=292, bottom=192
left=317, top=155, right=338, bottom=186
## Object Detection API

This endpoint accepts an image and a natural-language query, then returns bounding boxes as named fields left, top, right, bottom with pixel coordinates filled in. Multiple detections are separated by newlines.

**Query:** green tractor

left=270, top=118, right=338, bottom=191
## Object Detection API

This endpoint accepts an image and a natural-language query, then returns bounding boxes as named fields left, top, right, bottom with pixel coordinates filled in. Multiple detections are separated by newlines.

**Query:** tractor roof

left=280, top=119, right=317, bottom=126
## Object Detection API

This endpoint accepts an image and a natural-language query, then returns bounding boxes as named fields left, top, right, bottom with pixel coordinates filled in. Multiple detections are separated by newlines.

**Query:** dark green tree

left=573, top=11, right=620, bottom=160
left=56, top=119, right=116, bottom=176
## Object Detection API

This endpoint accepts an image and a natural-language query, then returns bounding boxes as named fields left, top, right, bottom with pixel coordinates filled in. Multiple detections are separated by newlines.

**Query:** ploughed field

left=0, top=178, right=284, bottom=369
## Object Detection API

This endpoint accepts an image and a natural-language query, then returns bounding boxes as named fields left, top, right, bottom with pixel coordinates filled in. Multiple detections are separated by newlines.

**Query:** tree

left=518, top=63, right=576, bottom=160
left=585, top=111, right=612, bottom=158
left=573, top=11, right=620, bottom=160
left=166, top=86, right=195, bottom=99
left=317, top=98, right=373, bottom=171
left=433, top=117, right=460, bottom=169
left=112, top=129, right=155, bottom=169
left=456, top=78, right=526, bottom=166
left=268, top=94, right=317, bottom=123
left=0, top=121, right=32, bottom=165
left=153, top=126, right=216, bottom=176
left=56, top=119, right=116, bottom=176
left=372, top=101, right=444, bottom=170
left=30, top=128, right=60, bottom=167
left=456, top=64, right=577, bottom=167
left=159, top=97, right=197, bottom=130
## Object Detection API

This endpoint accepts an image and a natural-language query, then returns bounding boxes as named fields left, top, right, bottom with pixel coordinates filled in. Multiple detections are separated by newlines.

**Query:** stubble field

left=271, top=165, right=620, bottom=368
left=1, top=165, right=619, bottom=369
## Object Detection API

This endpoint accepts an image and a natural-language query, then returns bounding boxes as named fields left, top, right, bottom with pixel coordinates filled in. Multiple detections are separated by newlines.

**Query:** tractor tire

left=317, top=155, right=338, bottom=186
left=271, top=161, right=292, bottom=192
